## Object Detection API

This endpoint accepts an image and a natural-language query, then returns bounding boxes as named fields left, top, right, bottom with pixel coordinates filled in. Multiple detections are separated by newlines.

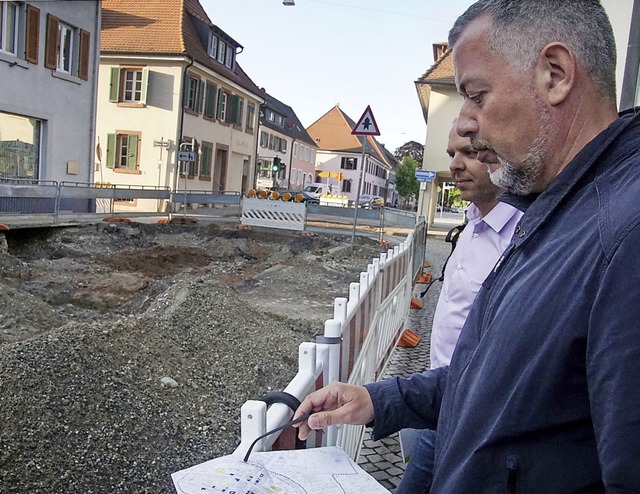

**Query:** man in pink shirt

left=397, top=123, right=523, bottom=493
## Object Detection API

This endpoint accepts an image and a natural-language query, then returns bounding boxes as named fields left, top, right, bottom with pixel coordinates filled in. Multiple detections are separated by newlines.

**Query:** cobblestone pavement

left=356, top=220, right=459, bottom=492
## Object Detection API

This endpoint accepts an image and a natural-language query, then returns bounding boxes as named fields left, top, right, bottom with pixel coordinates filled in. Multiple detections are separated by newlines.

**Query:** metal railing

left=233, top=222, right=425, bottom=461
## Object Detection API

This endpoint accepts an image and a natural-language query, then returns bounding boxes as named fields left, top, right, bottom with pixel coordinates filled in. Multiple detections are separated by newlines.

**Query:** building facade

left=255, top=91, right=317, bottom=191
left=307, top=105, right=398, bottom=206
left=1, top=0, right=100, bottom=184
left=96, top=0, right=263, bottom=208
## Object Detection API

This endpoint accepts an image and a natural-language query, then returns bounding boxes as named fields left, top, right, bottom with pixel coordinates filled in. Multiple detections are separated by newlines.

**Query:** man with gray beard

left=294, top=1, right=640, bottom=492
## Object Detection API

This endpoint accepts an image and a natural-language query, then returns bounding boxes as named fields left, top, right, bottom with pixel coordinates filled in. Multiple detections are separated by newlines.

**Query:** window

left=184, top=74, right=204, bottom=113
left=106, top=132, right=140, bottom=171
left=342, top=180, right=352, bottom=193
left=45, top=14, right=90, bottom=80
left=260, top=131, right=268, bottom=148
left=279, top=138, right=287, bottom=154
left=1, top=3, right=39, bottom=63
left=204, top=82, right=217, bottom=119
left=217, top=41, right=225, bottom=63
left=246, top=103, right=255, bottom=132
left=0, top=111, right=41, bottom=179
left=216, top=88, right=227, bottom=120
left=267, top=110, right=275, bottom=122
left=276, top=115, right=283, bottom=126
left=0, top=2, right=18, bottom=56
left=208, top=34, right=217, bottom=58
left=109, top=67, right=149, bottom=104
left=200, top=142, right=213, bottom=178
left=225, top=44, right=233, bottom=68
left=301, top=146, right=310, bottom=161
left=293, top=142, right=298, bottom=158
left=341, top=157, right=358, bottom=170
left=227, top=95, right=243, bottom=126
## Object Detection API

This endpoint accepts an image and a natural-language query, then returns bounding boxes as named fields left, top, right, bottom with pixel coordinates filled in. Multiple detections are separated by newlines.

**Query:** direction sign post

left=415, top=169, right=436, bottom=182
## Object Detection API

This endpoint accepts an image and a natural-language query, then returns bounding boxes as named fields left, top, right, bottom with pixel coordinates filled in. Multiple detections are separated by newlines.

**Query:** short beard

left=488, top=102, right=551, bottom=196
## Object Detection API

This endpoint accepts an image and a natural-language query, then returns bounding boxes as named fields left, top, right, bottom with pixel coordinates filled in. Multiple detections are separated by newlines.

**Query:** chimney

left=432, top=42, right=448, bottom=61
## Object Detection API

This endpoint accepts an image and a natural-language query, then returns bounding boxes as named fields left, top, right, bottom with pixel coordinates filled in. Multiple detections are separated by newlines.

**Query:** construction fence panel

left=234, top=230, right=417, bottom=461
left=171, top=190, right=242, bottom=221
left=241, top=197, right=306, bottom=231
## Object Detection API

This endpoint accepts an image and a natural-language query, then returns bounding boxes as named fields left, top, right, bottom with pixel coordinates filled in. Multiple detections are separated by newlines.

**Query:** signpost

left=415, top=169, right=436, bottom=182
left=350, top=106, right=381, bottom=248
left=178, top=151, right=196, bottom=162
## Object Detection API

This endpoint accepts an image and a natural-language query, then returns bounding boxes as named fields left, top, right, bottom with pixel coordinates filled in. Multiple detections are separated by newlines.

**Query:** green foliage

left=395, top=156, right=420, bottom=200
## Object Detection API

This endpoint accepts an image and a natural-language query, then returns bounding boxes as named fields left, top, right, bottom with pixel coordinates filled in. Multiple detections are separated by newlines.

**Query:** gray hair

left=448, top=0, right=617, bottom=103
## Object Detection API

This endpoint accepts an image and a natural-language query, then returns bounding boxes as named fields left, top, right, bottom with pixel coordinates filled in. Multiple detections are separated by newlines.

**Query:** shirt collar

left=466, top=201, right=520, bottom=235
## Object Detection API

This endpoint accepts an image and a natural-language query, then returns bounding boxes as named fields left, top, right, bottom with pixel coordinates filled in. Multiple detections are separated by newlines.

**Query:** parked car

left=358, top=195, right=384, bottom=209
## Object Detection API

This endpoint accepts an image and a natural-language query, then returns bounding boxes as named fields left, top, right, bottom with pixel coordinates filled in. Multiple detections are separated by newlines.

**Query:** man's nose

left=457, top=103, right=479, bottom=138
left=449, top=153, right=464, bottom=173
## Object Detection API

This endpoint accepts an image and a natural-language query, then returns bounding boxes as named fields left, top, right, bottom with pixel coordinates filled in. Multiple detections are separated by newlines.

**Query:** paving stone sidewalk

left=356, top=222, right=457, bottom=492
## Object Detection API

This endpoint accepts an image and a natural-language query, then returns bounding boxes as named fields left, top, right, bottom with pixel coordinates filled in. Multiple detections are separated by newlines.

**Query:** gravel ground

left=0, top=222, right=387, bottom=493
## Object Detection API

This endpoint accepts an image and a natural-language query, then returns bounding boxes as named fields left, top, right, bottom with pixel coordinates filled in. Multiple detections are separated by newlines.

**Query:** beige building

left=415, top=3, right=640, bottom=222
left=96, top=0, right=263, bottom=208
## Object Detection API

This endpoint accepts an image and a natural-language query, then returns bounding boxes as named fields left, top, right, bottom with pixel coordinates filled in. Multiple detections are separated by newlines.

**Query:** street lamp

left=283, top=0, right=295, bottom=5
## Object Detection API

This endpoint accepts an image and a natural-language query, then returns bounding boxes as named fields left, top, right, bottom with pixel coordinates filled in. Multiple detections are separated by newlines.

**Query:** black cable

left=243, top=412, right=312, bottom=463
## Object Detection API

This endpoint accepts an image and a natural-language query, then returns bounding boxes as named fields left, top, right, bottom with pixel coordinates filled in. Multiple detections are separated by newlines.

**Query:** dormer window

left=217, top=41, right=225, bottom=63
left=225, top=45, right=233, bottom=68
left=208, top=33, right=217, bottom=58
left=276, top=114, right=283, bottom=126
left=267, top=110, right=275, bottom=122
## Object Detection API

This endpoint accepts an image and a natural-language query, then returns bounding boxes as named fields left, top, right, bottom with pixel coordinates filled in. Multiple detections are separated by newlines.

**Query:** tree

left=395, top=156, right=420, bottom=207
left=394, top=140, right=424, bottom=164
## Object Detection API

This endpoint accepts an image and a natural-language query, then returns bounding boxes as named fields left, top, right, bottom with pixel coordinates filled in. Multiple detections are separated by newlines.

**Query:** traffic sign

left=154, top=140, right=170, bottom=148
left=178, top=151, right=196, bottom=162
left=351, top=105, right=380, bottom=136
left=415, top=169, right=436, bottom=182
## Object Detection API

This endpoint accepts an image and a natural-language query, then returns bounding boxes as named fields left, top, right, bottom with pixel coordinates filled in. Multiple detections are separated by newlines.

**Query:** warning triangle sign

left=351, top=105, right=380, bottom=136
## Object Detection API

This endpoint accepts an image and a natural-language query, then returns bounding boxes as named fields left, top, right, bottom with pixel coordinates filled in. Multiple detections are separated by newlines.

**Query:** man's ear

left=537, top=42, right=576, bottom=106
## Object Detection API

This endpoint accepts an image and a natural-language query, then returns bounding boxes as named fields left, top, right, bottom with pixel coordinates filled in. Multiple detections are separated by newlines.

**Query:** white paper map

left=171, top=446, right=389, bottom=494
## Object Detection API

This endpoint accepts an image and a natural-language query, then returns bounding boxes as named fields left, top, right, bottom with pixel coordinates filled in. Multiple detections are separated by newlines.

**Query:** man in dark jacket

left=294, top=1, right=640, bottom=492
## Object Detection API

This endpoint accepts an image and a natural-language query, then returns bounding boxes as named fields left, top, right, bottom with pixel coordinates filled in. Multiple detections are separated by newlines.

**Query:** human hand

left=292, top=382, right=374, bottom=440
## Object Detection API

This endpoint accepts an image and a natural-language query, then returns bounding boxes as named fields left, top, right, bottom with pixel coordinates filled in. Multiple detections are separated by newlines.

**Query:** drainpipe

left=88, top=1, right=101, bottom=187
left=253, top=103, right=264, bottom=190
left=620, top=0, right=640, bottom=110
left=287, top=138, right=295, bottom=188
left=174, top=55, right=194, bottom=201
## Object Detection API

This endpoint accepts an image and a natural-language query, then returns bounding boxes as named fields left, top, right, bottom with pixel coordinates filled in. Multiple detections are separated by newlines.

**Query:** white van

left=303, top=183, right=329, bottom=199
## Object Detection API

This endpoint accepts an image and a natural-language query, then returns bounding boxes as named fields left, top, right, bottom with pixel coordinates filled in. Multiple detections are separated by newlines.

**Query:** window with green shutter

left=105, top=132, right=140, bottom=170
left=204, top=82, right=217, bottom=118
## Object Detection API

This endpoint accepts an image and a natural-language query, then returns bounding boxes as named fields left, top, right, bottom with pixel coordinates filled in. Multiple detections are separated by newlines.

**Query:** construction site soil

left=0, top=222, right=388, bottom=493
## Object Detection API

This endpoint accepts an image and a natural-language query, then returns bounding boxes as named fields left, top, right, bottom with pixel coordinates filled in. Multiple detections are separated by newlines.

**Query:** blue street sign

left=415, top=169, right=436, bottom=182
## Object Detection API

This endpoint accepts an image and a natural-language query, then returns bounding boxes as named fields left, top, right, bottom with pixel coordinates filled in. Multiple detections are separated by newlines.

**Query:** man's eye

left=468, top=92, right=484, bottom=104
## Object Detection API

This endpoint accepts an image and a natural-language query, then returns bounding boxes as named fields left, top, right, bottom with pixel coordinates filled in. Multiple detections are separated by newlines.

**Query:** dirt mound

left=0, top=222, right=385, bottom=493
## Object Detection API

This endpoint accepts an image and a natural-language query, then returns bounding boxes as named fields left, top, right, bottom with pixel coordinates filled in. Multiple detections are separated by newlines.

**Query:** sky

left=200, top=0, right=476, bottom=153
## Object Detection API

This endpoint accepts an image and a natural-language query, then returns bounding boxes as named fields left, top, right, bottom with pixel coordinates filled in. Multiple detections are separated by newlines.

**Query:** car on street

left=358, top=195, right=384, bottom=209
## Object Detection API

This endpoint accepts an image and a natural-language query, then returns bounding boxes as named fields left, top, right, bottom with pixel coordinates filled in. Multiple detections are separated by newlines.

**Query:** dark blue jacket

left=366, top=108, right=640, bottom=493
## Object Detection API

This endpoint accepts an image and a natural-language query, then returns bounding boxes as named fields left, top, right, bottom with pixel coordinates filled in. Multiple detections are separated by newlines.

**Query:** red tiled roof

left=101, top=0, right=261, bottom=97
left=416, top=48, right=455, bottom=86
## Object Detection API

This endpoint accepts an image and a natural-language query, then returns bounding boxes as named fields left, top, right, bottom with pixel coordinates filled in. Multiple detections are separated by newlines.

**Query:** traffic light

left=271, top=157, right=282, bottom=173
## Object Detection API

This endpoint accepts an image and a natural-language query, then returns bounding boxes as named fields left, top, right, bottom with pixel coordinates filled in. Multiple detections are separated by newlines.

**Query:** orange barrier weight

left=398, top=329, right=422, bottom=348
left=410, top=297, right=423, bottom=310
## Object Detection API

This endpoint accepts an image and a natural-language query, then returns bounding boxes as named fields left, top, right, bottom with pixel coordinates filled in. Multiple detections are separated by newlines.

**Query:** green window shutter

left=198, top=80, right=205, bottom=113
left=106, top=134, right=116, bottom=169
left=183, top=76, right=191, bottom=108
left=140, top=67, right=149, bottom=105
left=205, top=83, right=216, bottom=117
left=237, top=99, right=244, bottom=126
left=216, top=88, right=224, bottom=119
left=126, top=135, right=139, bottom=169
left=109, top=68, right=121, bottom=102
left=229, top=95, right=239, bottom=124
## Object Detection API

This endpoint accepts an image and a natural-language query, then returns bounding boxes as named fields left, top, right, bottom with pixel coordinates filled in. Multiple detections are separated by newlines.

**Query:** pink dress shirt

left=429, top=202, right=523, bottom=369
